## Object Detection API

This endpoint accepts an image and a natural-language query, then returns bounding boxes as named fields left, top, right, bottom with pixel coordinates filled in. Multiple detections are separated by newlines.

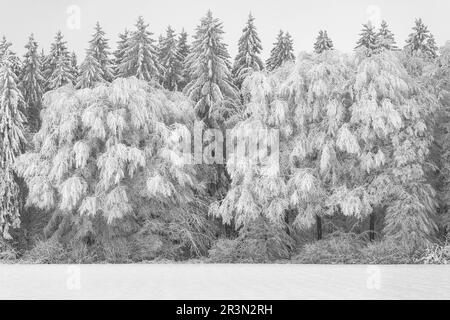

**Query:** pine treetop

left=232, top=13, right=264, bottom=88
left=355, top=22, right=380, bottom=56
left=405, top=18, right=437, bottom=59
left=117, top=16, right=161, bottom=82
left=377, top=20, right=398, bottom=51
left=87, top=22, right=113, bottom=81
left=314, top=30, right=334, bottom=54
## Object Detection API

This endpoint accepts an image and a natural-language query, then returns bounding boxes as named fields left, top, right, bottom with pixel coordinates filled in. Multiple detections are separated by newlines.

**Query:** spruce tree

left=313, top=30, right=334, bottom=54
left=377, top=20, right=398, bottom=51
left=158, top=26, right=183, bottom=91
left=70, top=52, right=79, bottom=79
left=0, top=51, right=27, bottom=239
left=405, top=18, right=437, bottom=59
left=177, top=29, right=190, bottom=90
left=184, top=10, right=237, bottom=124
left=20, top=34, right=44, bottom=131
left=0, top=37, right=21, bottom=77
left=76, top=51, right=104, bottom=88
left=266, top=31, right=295, bottom=71
left=232, top=13, right=264, bottom=88
left=45, top=31, right=74, bottom=90
left=88, top=22, right=114, bottom=82
left=117, top=16, right=161, bottom=82
left=355, top=22, right=380, bottom=56
left=113, top=29, right=129, bottom=77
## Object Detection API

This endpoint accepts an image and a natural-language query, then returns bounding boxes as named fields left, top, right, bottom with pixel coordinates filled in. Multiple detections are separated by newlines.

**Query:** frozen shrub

left=23, top=239, right=67, bottom=263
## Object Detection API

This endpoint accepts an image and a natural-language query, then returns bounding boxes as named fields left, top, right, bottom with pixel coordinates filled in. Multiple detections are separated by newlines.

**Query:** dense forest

left=1, top=11, right=450, bottom=263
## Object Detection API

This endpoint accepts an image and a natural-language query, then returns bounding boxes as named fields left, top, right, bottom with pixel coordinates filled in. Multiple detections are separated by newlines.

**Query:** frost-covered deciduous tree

left=232, top=13, right=264, bottom=89
left=313, top=30, right=334, bottom=54
left=117, top=16, right=161, bottom=82
left=0, top=51, right=27, bottom=239
left=16, top=77, right=214, bottom=256
left=266, top=31, right=295, bottom=72
left=377, top=20, right=398, bottom=51
left=184, top=10, right=238, bottom=125
left=20, top=34, right=44, bottom=131
left=405, top=18, right=438, bottom=59
left=210, top=70, right=292, bottom=256
left=280, top=51, right=353, bottom=240
left=349, top=50, right=437, bottom=244
left=158, top=26, right=183, bottom=91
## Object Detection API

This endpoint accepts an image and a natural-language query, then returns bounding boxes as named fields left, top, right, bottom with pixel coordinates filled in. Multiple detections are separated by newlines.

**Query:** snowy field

left=0, top=265, right=449, bottom=299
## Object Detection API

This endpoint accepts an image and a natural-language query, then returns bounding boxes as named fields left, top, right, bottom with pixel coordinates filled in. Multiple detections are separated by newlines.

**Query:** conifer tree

left=377, top=20, right=398, bottom=51
left=20, top=34, right=44, bottom=131
left=88, top=22, right=114, bottom=82
left=355, top=22, right=380, bottom=56
left=184, top=10, right=238, bottom=124
left=158, top=26, right=183, bottom=91
left=0, top=51, right=27, bottom=239
left=76, top=51, right=104, bottom=88
left=0, top=37, right=21, bottom=77
left=266, top=31, right=295, bottom=71
left=45, top=31, right=74, bottom=90
left=117, top=16, right=161, bottom=82
left=113, top=29, right=129, bottom=77
left=313, top=30, right=334, bottom=54
left=232, top=13, right=264, bottom=88
left=177, top=29, right=190, bottom=90
left=405, top=18, right=437, bottom=59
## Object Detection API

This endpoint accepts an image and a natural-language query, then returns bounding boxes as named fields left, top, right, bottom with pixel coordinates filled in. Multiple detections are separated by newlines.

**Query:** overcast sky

left=0, top=0, right=449, bottom=61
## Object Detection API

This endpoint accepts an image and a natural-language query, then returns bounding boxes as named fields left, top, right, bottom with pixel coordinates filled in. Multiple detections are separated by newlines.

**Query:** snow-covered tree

left=266, top=31, right=295, bottom=71
left=355, top=22, right=380, bottom=56
left=16, top=77, right=213, bottom=256
left=232, top=13, right=264, bottom=88
left=0, top=51, right=27, bottom=239
left=0, top=37, right=21, bottom=77
left=117, top=16, right=161, bottom=82
left=184, top=10, right=238, bottom=125
left=45, top=32, right=74, bottom=90
left=76, top=51, right=104, bottom=88
left=281, top=51, right=353, bottom=240
left=176, top=29, right=190, bottom=90
left=19, top=34, right=45, bottom=132
left=158, top=26, right=183, bottom=91
left=313, top=30, right=334, bottom=54
left=377, top=20, right=398, bottom=51
left=348, top=49, right=437, bottom=244
left=405, top=18, right=437, bottom=59
left=88, top=22, right=114, bottom=82
left=113, top=29, right=129, bottom=77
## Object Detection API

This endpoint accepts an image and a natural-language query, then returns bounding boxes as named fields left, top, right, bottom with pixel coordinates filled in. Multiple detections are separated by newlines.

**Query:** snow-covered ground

left=0, top=264, right=449, bottom=299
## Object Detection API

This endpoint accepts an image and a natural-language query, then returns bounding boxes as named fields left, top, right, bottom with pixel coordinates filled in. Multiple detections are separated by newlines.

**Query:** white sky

left=0, top=0, right=449, bottom=60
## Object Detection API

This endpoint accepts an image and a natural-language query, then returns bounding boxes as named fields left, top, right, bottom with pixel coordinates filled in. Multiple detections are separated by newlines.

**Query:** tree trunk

left=369, top=212, right=375, bottom=241
left=316, top=215, right=322, bottom=240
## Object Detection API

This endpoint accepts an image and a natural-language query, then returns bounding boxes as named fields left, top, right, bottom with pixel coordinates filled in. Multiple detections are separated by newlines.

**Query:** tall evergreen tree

left=405, top=18, right=437, bottom=59
left=184, top=10, right=238, bottom=124
left=117, top=16, right=161, bottom=82
left=158, top=26, right=183, bottom=91
left=313, top=30, right=334, bottom=54
left=176, top=29, right=190, bottom=90
left=232, top=13, right=264, bottom=88
left=0, top=37, right=21, bottom=76
left=377, top=20, right=398, bottom=51
left=76, top=51, right=104, bottom=89
left=19, top=34, right=44, bottom=131
left=88, top=22, right=113, bottom=82
left=113, top=29, right=129, bottom=77
left=355, top=22, right=380, bottom=56
left=45, top=31, right=74, bottom=90
left=266, top=30, right=295, bottom=71
left=0, top=51, right=27, bottom=239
